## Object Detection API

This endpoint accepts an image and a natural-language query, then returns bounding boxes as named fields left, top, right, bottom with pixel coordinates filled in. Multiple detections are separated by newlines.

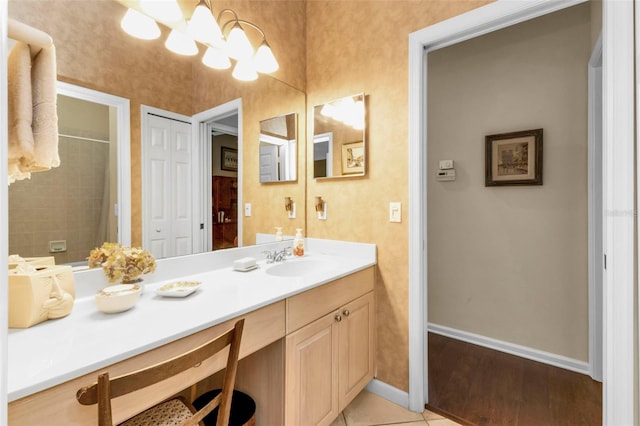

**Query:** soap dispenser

left=275, top=227, right=283, bottom=241
left=293, top=228, right=304, bottom=257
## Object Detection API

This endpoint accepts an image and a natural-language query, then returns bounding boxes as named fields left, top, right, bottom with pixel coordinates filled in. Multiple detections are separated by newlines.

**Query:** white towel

left=8, top=41, right=35, bottom=183
left=7, top=41, right=59, bottom=184
left=31, top=44, right=59, bottom=171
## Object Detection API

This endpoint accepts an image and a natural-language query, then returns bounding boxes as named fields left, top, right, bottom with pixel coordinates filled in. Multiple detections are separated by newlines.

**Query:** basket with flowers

left=88, top=242, right=156, bottom=284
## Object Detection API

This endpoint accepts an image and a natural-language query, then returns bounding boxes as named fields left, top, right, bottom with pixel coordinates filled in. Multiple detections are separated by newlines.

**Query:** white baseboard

left=428, top=323, right=590, bottom=376
left=365, top=379, right=410, bottom=410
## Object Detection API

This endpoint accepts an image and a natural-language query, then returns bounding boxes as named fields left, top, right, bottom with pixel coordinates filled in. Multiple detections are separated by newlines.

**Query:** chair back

left=77, top=319, right=245, bottom=426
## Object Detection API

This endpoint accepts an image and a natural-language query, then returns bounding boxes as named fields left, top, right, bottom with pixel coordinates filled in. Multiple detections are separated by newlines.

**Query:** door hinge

left=603, top=254, right=607, bottom=270
left=200, top=223, right=204, bottom=230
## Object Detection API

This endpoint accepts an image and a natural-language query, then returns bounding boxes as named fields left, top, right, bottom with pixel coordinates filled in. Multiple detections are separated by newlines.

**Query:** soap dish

left=156, top=281, right=200, bottom=298
left=233, top=257, right=257, bottom=271
left=234, top=264, right=258, bottom=272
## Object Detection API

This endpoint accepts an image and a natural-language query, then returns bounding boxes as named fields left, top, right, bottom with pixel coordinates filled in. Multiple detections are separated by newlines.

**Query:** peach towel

left=7, top=41, right=59, bottom=184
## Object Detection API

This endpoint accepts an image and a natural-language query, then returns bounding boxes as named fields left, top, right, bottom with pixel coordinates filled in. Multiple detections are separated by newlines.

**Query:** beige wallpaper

left=305, top=0, right=492, bottom=392
left=427, top=4, right=591, bottom=360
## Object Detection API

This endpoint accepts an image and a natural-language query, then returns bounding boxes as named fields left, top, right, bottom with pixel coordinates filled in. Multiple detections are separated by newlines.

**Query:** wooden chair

left=76, top=319, right=245, bottom=426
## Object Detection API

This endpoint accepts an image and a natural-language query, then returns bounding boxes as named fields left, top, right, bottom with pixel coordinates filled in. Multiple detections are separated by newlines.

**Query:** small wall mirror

left=259, top=113, right=298, bottom=183
left=313, top=93, right=366, bottom=179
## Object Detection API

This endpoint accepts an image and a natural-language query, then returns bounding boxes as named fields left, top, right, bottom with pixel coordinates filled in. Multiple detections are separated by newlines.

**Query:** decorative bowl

left=95, top=284, right=141, bottom=313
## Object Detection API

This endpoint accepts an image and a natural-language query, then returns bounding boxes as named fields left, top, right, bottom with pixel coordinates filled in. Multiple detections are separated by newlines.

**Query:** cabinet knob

left=334, top=314, right=342, bottom=322
left=155, top=228, right=161, bottom=233
left=342, top=309, right=350, bottom=317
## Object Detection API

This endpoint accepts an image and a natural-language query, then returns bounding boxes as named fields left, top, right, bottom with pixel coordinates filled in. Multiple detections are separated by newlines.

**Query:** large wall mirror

left=259, top=113, right=297, bottom=182
left=8, top=0, right=306, bottom=264
left=313, top=93, right=366, bottom=179
left=8, top=81, right=130, bottom=266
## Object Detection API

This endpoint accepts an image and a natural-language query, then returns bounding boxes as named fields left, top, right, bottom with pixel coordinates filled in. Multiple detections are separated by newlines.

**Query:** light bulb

left=140, top=0, right=183, bottom=22
left=165, top=30, right=198, bottom=56
left=321, top=103, right=337, bottom=119
left=254, top=40, right=279, bottom=74
left=187, top=0, right=223, bottom=46
left=232, top=59, right=258, bottom=81
left=202, top=46, right=231, bottom=70
left=120, top=8, right=160, bottom=40
left=225, top=22, right=254, bottom=61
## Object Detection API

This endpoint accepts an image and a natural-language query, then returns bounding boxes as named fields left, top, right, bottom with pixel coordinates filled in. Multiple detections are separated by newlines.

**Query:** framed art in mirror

left=341, top=141, right=364, bottom=175
left=221, top=147, right=238, bottom=172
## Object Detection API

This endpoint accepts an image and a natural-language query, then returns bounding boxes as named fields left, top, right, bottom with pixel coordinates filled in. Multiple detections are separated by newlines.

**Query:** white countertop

left=8, top=239, right=376, bottom=402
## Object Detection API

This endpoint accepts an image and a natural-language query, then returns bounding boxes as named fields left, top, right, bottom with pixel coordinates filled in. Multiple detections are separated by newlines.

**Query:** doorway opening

left=407, top=1, right=636, bottom=423
left=192, top=98, right=243, bottom=253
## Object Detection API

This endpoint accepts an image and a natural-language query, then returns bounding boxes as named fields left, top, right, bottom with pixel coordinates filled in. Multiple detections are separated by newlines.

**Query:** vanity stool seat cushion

left=120, top=397, right=201, bottom=426
left=193, top=390, right=256, bottom=426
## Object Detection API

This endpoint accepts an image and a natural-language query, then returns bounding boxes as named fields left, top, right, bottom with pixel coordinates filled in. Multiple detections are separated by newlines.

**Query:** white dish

left=156, top=281, right=201, bottom=298
left=95, top=284, right=141, bottom=313
left=234, top=264, right=258, bottom=272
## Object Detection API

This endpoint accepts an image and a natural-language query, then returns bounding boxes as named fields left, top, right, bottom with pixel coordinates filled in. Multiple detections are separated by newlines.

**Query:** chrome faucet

left=263, top=247, right=292, bottom=264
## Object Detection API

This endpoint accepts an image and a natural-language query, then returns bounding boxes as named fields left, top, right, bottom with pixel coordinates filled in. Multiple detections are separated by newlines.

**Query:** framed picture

left=221, top=147, right=238, bottom=172
left=485, top=128, right=543, bottom=186
left=341, top=141, right=365, bottom=175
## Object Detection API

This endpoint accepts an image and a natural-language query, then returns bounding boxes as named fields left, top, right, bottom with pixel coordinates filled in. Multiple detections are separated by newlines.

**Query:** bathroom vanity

left=7, top=239, right=376, bottom=426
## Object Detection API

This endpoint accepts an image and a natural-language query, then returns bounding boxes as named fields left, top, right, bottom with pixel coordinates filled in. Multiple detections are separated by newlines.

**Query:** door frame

left=407, top=0, right=635, bottom=423
left=587, top=34, right=603, bottom=383
left=57, top=81, right=131, bottom=247
left=191, top=98, right=243, bottom=252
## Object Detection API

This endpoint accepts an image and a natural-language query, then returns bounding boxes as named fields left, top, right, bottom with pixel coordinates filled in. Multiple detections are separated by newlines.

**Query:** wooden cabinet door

left=285, top=311, right=340, bottom=426
left=339, top=291, right=375, bottom=411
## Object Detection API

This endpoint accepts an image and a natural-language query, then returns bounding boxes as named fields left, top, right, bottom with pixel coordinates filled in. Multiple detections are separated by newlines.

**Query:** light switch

left=389, top=202, right=401, bottom=223
left=244, top=203, right=252, bottom=217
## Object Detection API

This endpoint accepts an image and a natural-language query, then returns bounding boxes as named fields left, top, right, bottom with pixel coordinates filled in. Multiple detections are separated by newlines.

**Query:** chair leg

left=97, top=373, right=113, bottom=426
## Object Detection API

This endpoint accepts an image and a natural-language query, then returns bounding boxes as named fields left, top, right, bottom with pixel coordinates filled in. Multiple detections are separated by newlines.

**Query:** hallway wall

left=427, top=4, right=591, bottom=361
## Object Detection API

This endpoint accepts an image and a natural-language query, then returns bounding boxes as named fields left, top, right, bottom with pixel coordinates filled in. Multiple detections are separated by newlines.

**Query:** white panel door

left=143, top=112, right=193, bottom=259
left=171, top=120, right=193, bottom=256
left=260, top=144, right=279, bottom=182
left=146, top=115, right=171, bottom=259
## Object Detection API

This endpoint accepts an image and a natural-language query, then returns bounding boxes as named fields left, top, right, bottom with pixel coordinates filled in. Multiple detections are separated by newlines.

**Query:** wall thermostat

left=437, top=159, right=456, bottom=181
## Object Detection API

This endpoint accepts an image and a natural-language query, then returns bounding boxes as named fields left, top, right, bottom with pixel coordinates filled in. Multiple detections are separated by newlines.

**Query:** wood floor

left=427, top=332, right=602, bottom=426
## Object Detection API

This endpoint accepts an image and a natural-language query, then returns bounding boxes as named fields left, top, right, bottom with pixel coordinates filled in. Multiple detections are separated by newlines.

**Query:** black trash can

left=192, top=389, right=256, bottom=426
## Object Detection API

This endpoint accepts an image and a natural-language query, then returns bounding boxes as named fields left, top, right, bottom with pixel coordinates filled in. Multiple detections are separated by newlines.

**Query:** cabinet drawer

left=286, top=267, right=374, bottom=333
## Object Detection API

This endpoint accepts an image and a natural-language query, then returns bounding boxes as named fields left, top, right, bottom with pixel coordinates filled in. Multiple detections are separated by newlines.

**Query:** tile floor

left=330, top=390, right=462, bottom=426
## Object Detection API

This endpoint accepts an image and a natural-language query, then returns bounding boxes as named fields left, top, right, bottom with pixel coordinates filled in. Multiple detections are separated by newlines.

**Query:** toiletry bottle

left=275, top=227, right=283, bottom=241
left=293, top=228, right=304, bottom=256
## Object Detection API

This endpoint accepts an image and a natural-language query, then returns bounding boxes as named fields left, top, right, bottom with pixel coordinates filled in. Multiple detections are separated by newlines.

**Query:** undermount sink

left=266, top=258, right=336, bottom=277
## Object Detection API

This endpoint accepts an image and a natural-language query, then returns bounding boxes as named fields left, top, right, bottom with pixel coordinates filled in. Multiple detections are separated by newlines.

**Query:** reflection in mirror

left=313, top=94, right=365, bottom=179
left=8, top=0, right=305, bottom=260
left=8, top=82, right=131, bottom=266
left=259, top=113, right=297, bottom=182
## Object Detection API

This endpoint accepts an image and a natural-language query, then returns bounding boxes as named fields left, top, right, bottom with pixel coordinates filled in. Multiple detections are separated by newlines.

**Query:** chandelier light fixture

left=120, top=0, right=279, bottom=81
